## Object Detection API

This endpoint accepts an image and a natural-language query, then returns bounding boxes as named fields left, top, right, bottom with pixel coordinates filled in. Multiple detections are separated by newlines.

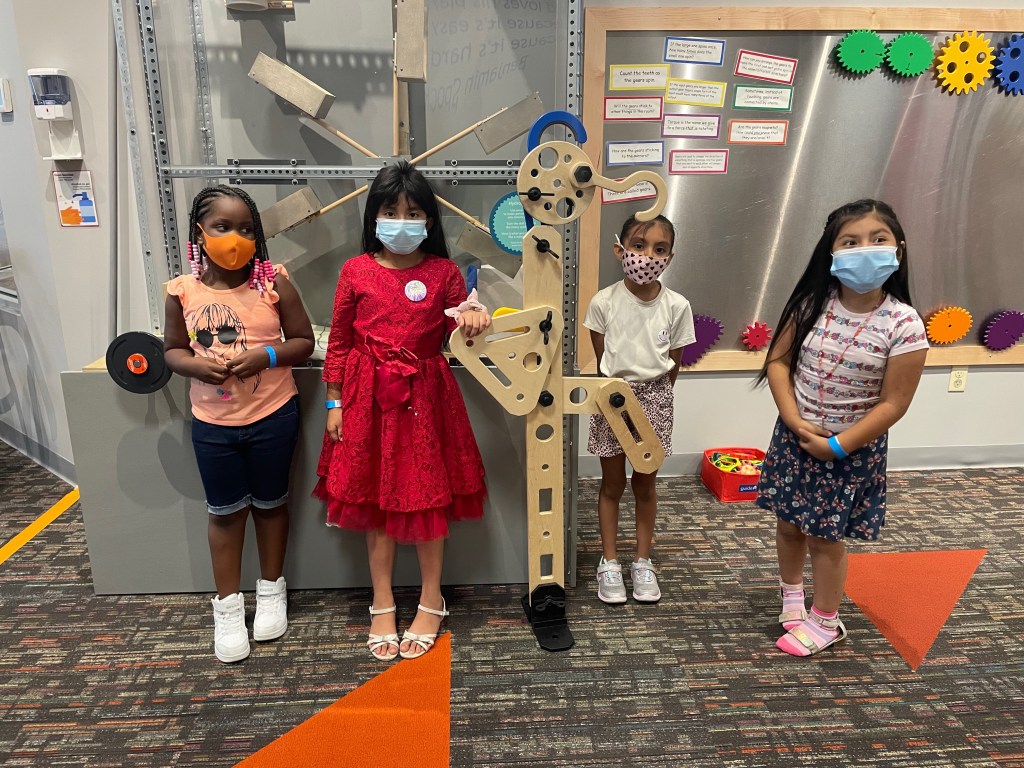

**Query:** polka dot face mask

left=617, top=235, right=670, bottom=286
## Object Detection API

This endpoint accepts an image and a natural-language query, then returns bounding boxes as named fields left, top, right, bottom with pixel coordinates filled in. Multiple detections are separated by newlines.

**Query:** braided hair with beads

left=185, top=185, right=276, bottom=293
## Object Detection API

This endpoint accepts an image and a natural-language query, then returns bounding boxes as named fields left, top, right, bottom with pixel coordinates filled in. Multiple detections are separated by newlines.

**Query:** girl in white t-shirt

left=755, top=199, right=928, bottom=656
left=584, top=214, right=695, bottom=606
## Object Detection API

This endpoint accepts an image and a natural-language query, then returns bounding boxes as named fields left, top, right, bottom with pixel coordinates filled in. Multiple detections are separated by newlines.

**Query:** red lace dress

left=314, top=253, right=486, bottom=542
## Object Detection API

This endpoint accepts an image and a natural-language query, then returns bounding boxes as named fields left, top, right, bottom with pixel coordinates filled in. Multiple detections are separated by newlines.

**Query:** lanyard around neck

left=814, top=294, right=884, bottom=425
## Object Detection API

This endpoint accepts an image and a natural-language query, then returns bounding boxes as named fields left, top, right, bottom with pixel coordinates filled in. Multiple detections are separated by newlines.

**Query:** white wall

left=579, top=367, right=1024, bottom=477
left=0, top=0, right=136, bottom=478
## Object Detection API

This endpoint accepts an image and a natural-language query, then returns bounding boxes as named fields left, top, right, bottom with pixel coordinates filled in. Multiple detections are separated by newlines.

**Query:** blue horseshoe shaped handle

left=527, top=111, right=588, bottom=151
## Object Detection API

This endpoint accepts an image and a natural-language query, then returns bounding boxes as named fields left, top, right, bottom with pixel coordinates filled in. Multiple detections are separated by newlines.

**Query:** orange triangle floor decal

left=234, top=633, right=451, bottom=768
left=845, top=549, right=986, bottom=670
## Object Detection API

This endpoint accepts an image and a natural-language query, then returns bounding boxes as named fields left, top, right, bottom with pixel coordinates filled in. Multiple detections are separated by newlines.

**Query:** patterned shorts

left=587, top=374, right=673, bottom=461
left=755, top=418, right=888, bottom=542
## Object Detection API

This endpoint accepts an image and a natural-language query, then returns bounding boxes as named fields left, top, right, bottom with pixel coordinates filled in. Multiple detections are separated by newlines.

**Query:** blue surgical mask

left=830, top=245, right=900, bottom=293
left=376, top=219, right=428, bottom=255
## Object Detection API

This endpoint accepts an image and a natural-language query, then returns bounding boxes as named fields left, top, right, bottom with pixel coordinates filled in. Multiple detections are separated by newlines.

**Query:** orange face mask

left=198, top=226, right=257, bottom=271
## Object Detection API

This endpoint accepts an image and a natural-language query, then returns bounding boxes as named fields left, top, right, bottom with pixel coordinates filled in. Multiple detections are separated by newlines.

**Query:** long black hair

left=187, top=184, right=269, bottom=267
left=361, top=160, right=449, bottom=258
left=755, top=199, right=912, bottom=386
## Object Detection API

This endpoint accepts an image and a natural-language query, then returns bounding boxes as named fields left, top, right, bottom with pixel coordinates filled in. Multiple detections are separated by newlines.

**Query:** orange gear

left=926, top=306, right=973, bottom=344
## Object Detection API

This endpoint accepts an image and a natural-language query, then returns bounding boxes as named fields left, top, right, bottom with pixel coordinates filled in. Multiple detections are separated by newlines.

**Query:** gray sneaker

left=596, top=558, right=627, bottom=604
left=630, top=558, right=662, bottom=602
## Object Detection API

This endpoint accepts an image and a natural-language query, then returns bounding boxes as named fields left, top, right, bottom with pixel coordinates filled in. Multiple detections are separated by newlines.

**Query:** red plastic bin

left=700, top=447, right=766, bottom=502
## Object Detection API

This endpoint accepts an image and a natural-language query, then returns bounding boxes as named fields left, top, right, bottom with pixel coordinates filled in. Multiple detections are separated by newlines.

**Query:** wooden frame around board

left=579, top=7, right=1024, bottom=373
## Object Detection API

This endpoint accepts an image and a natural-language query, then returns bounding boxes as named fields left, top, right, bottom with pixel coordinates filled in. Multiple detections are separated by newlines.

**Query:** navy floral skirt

left=755, top=418, right=888, bottom=542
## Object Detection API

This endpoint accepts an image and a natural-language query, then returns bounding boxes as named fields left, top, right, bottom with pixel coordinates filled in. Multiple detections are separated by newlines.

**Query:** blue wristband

left=265, top=346, right=277, bottom=368
left=827, top=435, right=848, bottom=459
left=325, top=400, right=342, bottom=410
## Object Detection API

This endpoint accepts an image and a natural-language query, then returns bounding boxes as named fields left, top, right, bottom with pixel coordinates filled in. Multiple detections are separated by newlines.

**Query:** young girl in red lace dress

left=315, top=161, right=490, bottom=661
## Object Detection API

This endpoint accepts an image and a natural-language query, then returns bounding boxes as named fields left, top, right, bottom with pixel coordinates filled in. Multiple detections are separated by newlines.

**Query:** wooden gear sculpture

left=448, top=112, right=669, bottom=651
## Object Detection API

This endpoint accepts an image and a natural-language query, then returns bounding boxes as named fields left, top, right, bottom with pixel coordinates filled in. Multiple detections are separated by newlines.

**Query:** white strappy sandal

left=399, top=599, right=449, bottom=660
left=367, top=604, right=400, bottom=661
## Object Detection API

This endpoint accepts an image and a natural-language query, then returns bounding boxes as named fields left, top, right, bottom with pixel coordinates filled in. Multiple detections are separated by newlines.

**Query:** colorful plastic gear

left=836, top=30, right=886, bottom=74
left=926, top=306, right=973, bottom=345
left=936, top=31, right=995, bottom=94
left=885, top=32, right=934, bottom=77
left=680, top=314, right=723, bottom=367
left=982, top=310, right=1024, bottom=351
left=994, top=34, right=1024, bottom=95
left=741, top=321, right=773, bottom=351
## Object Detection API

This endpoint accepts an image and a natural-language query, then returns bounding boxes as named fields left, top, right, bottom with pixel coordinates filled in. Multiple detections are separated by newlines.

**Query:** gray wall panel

left=64, top=367, right=527, bottom=595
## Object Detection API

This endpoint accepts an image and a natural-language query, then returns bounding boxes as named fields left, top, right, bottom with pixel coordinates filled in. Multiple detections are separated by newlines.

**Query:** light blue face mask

left=376, top=219, right=428, bottom=255
left=830, top=245, right=899, bottom=293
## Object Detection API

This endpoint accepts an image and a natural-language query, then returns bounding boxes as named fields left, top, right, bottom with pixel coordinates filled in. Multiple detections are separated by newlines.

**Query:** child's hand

left=797, top=427, right=837, bottom=461
left=225, top=349, right=271, bottom=380
left=790, top=419, right=830, bottom=439
left=326, top=408, right=343, bottom=442
left=190, top=357, right=230, bottom=385
left=457, top=309, right=491, bottom=339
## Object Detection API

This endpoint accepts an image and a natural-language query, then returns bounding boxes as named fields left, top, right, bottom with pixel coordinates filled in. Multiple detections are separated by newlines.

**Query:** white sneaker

left=596, top=558, right=627, bottom=604
left=253, top=577, right=288, bottom=641
left=211, top=592, right=250, bottom=663
left=630, top=558, right=662, bottom=602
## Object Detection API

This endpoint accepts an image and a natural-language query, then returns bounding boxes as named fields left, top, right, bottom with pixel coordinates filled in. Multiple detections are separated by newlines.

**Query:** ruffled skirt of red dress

left=314, top=350, right=486, bottom=543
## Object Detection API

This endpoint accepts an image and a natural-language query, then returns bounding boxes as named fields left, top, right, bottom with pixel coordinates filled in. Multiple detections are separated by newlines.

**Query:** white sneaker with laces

left=596, top=557, right=627, bottom=604
left=253, top=577, right=288, bottom=641
left=630, top=557, right=662, bottom=602
left=211, top=592, right=250, bottom=663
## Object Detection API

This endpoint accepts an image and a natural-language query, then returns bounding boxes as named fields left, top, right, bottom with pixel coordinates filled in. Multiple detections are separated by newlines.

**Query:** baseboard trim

left=0, top=424, right=76, bottom=483
left=577, top=445, right=1024, bottom=478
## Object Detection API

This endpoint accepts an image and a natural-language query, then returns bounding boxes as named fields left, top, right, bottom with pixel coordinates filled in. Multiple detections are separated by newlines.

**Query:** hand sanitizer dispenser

left=27, top=68, right=82, bottom=160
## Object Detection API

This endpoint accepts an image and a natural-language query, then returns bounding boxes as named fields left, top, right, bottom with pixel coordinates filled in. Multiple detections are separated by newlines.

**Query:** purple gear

left=983, top=310, right=1024, bottom=351
left=680, top=314, right=724, bottom=367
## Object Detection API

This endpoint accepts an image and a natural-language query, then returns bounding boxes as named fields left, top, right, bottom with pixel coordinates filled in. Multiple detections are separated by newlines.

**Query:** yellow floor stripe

left=0, top=487, right=80, bottom=567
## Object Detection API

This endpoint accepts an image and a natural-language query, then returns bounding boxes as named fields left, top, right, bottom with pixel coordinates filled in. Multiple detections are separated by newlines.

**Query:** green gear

left=885, top=32, right=934, bottom=77
left=836, top=30, right=886, bottom=74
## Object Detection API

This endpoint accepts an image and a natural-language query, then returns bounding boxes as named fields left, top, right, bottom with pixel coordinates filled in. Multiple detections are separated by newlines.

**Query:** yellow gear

left=926, top=306, right=973, bottom=345
left=936, top=31, right=995, bottom=94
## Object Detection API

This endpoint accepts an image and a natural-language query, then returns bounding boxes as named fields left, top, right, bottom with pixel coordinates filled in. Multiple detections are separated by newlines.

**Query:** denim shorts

left=191, top=396, right=300, bottom=515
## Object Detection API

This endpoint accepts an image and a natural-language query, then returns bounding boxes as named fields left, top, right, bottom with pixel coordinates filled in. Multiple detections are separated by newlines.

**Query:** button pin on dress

left=405, top=280, right=427, bottom=302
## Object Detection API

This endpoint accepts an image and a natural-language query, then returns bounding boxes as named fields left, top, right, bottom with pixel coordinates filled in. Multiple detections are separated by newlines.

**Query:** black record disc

left=105, top=331, right=172, bottom=394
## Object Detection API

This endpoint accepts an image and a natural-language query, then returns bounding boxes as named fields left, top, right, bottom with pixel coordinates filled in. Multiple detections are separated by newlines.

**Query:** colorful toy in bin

left=701, top=447, right=766, bottom=502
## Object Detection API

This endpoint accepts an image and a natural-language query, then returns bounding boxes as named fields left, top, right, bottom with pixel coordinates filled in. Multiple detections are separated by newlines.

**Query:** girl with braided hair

left=164, top=185, right=314, bottom=663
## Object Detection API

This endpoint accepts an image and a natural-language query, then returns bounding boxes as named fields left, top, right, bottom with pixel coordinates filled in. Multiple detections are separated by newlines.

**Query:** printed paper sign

left=666, top=78, right=727, bottom=107
left=609, top=65, right=670, bottom=90
left=601, top=179, right=659, bottom=204
left=604, top=96, right=664, bottom=121
left=606, top=141, right=664, bottom=166
left=669, top=149, right=729, bottom=174
left=734, top=49, right=799, bottom=84
left=727, top=119, right=789, bottom=145
left=733, top=84, right=794, bottom=111
left=53, top=171, right=99, bottom=227
left=662, top=113, right=721, bottom=139
left=664, top=37, right=726, bottom=65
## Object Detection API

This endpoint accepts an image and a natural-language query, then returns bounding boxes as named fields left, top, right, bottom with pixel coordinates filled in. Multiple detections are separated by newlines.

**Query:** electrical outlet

left=948, top=366, right=968, bottom=393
